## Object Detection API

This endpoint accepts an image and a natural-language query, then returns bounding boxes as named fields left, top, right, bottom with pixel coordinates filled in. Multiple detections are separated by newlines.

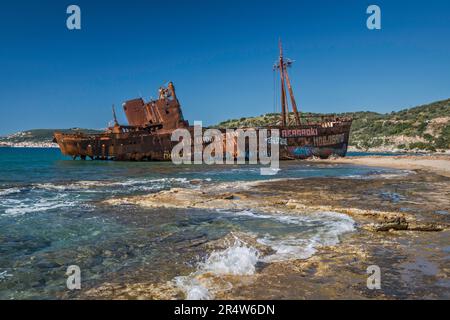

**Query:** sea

left=0, top=147, right=411, bottom=299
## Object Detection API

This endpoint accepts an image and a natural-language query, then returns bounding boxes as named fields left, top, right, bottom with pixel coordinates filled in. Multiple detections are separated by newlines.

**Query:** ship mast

left=275, top=40, right=301, bottom=126
left=279, top=41, right=287, bottom=126
left=112, top=104, right=119, bottom=126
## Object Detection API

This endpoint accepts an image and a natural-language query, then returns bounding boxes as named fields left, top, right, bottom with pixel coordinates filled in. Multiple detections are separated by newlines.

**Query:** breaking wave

left=0, top=188, right=22, bottom=196
left=1, top=194, right=78, bottom=216
left=0, top=270, right=13, bottom=281
left=32, top=177, right=191, bottom=193
left=1, top=193, right=79, bottom=217
left=198, top=240, right=260, bottom=276
left=174, top=210, right=355, bottom=299
left=229, top=210, right=355, bottom=262
left=0, top=177, right=198, bottom=217
left=174, top=238, right=259, bottom=300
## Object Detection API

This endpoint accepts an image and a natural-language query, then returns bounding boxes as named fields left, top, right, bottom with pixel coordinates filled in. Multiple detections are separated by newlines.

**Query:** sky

left=0, top=0, right=449, bottom=135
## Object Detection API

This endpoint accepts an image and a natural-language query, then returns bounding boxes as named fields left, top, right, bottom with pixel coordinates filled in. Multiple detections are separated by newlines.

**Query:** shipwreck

left=54, top=42, right=353, bottom=161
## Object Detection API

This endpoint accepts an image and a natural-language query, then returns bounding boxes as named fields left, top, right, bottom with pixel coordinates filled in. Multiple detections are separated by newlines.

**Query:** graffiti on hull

left=287, top=143, right=348, bottom=159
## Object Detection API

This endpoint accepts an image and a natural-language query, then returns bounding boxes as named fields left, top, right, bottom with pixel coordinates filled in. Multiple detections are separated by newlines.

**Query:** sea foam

left=32, top=177, right=191, bottom=193
left=231, top=210, right=356, bottom=262
left=174, top=238, right=260, bottom=300
left=1, top=194, right=78, bottom=217
left=198, top=240, right=260, bottom=276
left=174, top=210, right=355, bottom=299
left=0, top=188, right=22, bottom=196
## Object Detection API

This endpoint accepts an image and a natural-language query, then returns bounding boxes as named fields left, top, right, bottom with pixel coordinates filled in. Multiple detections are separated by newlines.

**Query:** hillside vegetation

left=215, top=98, right=450, bottom=152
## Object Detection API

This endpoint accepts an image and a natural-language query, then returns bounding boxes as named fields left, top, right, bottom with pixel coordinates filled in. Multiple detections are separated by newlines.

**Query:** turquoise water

left=0, top=148, right=407, bottom=299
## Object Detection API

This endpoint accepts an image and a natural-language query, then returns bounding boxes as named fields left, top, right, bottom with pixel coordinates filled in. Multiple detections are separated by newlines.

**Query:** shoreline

left=315, top=155, right=450, bottom=178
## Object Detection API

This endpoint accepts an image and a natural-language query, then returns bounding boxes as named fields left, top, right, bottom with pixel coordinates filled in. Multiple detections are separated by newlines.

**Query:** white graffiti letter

left=366, top=265, right=381, bottom=289
left=366, top=5, right=381, bottom=30
left=66, top=265, right=81, bottom=290
left=66, top=5, right=81, bottom=30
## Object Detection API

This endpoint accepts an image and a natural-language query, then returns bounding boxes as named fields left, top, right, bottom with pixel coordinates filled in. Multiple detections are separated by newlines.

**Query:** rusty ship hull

left=54, top=121, right=352, bottom=161
left=54, top=130, right=176, bottom=161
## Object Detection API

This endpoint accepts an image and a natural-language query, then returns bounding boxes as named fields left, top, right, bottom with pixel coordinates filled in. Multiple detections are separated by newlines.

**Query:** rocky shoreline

left=80, top=156, right=450, bottom=300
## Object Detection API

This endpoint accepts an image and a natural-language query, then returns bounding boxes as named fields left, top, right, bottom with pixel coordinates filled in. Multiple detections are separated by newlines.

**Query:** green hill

left=215, top=98, right=450, bottom=152
left=0, top=128, right=103, bottom=146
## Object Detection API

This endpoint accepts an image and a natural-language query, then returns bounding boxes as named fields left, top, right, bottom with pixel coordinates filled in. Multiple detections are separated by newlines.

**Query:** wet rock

left=221, top=193, right=236, bottom=200
left=366, top=217, right=446, bottom=232
left=36, top=260, right=60, bottom=269
left=83, top=281, right=181, bottom=300
left=103, top=250, right=113, bottom=257
left=407, top=222, right=446, bottom=232
left=370, top=217, right=409, bottom=231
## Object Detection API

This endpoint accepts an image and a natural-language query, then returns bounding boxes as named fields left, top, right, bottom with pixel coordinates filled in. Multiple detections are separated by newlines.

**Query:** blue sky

left=0, top=0, right=449, bottom=135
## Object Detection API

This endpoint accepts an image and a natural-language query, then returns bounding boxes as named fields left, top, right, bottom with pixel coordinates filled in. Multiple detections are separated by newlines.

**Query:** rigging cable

left=273, top=68, right=278, bottom=115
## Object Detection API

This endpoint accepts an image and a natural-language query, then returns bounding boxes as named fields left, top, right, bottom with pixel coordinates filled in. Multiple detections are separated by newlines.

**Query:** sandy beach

left=318, top=155, right=450, bottom=178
